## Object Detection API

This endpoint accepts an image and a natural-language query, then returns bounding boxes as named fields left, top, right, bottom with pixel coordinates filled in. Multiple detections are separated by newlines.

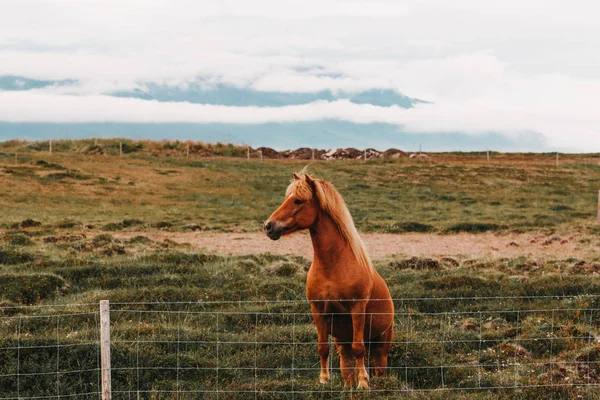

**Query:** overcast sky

left=0, top=0, right=599, bottom=151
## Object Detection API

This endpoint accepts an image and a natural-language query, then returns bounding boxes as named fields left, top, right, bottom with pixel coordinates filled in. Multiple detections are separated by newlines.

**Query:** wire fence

left=0, top=307, right=101, bottom=400
left=2, top=296, right=600, bottom=399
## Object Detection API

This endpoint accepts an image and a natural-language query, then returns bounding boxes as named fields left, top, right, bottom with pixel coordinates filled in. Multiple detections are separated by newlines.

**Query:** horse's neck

left=309, top=211, right=354, bottom=272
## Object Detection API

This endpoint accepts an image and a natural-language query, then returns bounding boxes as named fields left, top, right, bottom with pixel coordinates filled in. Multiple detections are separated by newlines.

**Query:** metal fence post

left=100, top=300, right=112, bottom=400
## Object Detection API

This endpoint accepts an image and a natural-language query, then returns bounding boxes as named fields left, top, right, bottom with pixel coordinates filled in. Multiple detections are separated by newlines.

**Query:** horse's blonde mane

left=287, top=173, right=373, bottom=272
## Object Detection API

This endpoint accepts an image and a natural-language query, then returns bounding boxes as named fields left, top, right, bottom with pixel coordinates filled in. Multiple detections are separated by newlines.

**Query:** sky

left=0, top=0, right=599, bottom=151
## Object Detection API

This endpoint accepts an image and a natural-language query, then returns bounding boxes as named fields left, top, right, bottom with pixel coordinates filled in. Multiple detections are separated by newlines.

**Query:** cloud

left=1, top=91, right=599, bottom=151
left=1, top=0, right=600, bottom=151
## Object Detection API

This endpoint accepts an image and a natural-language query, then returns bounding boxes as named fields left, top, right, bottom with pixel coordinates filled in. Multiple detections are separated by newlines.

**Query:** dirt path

left=112, top=231, right=599, bottom=260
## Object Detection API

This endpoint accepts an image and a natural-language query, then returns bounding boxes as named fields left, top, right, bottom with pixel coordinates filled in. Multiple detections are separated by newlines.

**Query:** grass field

left=1, top=237, right=600, bottom=399
left=1, top=139, right=600, bottom=399
left=1, top=139, right=600, bottom=234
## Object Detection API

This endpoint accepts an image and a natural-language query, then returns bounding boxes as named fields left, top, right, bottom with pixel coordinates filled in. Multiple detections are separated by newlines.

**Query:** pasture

left=1, top=139, right=600, bottom=399
left=1, top=139, right=600, bottom=235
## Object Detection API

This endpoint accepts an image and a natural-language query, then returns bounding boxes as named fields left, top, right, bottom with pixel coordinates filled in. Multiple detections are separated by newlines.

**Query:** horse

left=264, top=172, right=394, bottom=389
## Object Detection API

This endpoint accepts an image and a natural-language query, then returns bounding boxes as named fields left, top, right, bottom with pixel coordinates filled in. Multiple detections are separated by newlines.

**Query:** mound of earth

left=383, top=148, right=407, bottom=158
left=282, top=147, right=326, bottom=160
left=256, top=147, right=283, bottom=159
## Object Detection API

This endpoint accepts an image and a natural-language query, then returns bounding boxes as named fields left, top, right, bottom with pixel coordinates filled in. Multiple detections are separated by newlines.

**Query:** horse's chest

left=306, top=268, right=365, bottom=301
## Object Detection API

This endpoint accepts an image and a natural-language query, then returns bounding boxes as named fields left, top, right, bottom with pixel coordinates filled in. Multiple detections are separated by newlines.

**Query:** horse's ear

left=305, top=174, right=324, bottom=204
left=293, top=173, right=301, bottom=180
left=304, top=174, right=314, bottom=185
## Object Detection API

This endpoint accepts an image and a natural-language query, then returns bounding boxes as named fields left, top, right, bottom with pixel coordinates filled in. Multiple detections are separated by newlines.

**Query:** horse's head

left=264, top=173, right=319, bottom=240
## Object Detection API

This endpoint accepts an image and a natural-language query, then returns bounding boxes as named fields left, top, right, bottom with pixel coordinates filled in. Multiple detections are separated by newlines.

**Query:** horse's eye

left=294, top=199, right=303, bottom=205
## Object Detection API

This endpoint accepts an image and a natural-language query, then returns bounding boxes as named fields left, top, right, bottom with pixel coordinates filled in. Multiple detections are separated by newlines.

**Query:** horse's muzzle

left=264, top=221, right=282, bottom=240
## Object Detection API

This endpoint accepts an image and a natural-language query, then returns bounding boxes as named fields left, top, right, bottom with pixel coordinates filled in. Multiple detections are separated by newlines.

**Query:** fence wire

left=2, top=297, right=600, bottom=399
left=0, top=307, right=101, bottom=400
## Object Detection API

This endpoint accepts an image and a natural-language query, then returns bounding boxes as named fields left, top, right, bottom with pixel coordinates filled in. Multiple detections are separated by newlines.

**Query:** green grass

left=2, top=139, right=600, bottom=398
left=1, top=233, right=600, bottom=398
left=1, top=140, right=600, bottom=234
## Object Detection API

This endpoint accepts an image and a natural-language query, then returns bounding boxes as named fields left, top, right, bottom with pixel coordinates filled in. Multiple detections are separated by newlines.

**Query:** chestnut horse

left=264, top=172, right=394, bottom=389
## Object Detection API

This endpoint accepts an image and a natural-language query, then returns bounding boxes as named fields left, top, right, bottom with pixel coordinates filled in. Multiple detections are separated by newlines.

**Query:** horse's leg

left=370, top=326, right=393, bottom=377
left=334, top=338, right=356, bottom=388
left=350, top=301, right=369, bottom=389
left=311, top=307, right=331, bottom=384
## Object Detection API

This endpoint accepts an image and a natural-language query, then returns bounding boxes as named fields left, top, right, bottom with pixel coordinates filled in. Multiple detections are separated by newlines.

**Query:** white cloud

left=1, top=91, right=599, bottom=151
left=1, top=0, right=600, bottom=150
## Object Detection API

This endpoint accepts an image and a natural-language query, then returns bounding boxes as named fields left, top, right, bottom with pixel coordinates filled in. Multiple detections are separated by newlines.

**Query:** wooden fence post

left=100, top=300, right=112, bottom=400
left=119, top=142, right=123, bottom=157
left=49, top=140, right=52, bottom=154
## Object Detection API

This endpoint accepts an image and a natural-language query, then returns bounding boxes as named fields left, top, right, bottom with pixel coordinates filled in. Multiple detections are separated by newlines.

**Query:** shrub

left=388, top=221, right=434, bottom=233
left=154, top=221, right=173, bottom=229
left=93, top=234, right=114, bottom=245
left=266, top=260, right=302, bottom=277
left=122, top=219, right=144, bottom=228
left=101, top=222, right=123, bottom=231
left=7, top=234, right=35, bottom=247
left=56, top=219, right=82, bottom=229
left=0, top=248, right=35, bottom=264
left=35, top=160, right=65, bottom=170
left=127, top=236, right=153, bottom=245
left=121, top=142, right=144, bottom=153
left=0, top=273, right=67, bottom=304
left=141, top=251, right=220, bottom=266
left=20, top=219, right=41, bottom=228
left=445, top=222, right=504, bottom=233
left=389, top=256, right=441, bottom=270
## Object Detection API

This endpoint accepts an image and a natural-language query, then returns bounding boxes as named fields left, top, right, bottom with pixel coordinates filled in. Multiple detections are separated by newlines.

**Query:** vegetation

left=1, top=139, right=599, bottom=234
left=1, top=139, right=600, bottom=398
left=1, top=230, right=600, bottom=398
